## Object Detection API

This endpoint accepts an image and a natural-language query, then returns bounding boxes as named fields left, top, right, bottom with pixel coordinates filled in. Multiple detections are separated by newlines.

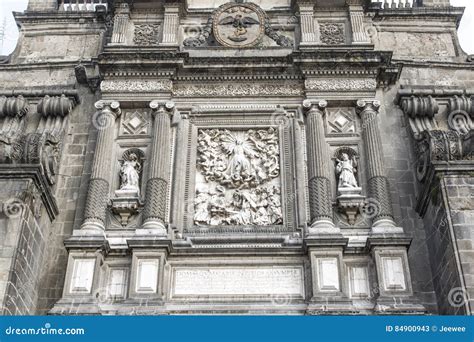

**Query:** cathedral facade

left=0, top=0, right=473, bottom=315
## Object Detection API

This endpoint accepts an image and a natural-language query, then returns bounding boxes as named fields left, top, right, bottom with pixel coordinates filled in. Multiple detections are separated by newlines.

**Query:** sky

left=0, top=0, right=473, bottom=55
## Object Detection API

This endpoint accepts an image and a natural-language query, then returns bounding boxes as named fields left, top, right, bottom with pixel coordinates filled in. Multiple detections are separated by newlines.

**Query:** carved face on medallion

left=213, top=3, right=265, bottom=48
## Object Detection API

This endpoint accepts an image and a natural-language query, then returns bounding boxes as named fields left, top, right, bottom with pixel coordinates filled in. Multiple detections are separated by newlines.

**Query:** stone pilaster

left=139, top=100, right=175, bottom=236
left=356, top=100, right=402, bottom=234
left=303, top=100, right=338, bottom=235
left=161, top=3, right=180, bottom=46
left=79, top=101, right=121, bottom=235
left=110, top=3, right=130, bottom=45
left=298, top=2, right=319, bottom=46
left=347, top=2, right=370, bottom=44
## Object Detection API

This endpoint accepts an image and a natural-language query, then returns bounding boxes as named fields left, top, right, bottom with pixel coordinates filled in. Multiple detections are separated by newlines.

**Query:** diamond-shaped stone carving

left=122, top=111, right=149, bottom=135
left=327, top=108, right=356, bottom=134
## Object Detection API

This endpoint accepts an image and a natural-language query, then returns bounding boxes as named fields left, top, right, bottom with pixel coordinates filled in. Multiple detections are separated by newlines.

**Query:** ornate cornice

left=395, top=87, right=473, bottom=201
left=396, top=87, right=473, bottom=139
left=172, top=82, right=303, bottom=97
left=37, top=94, right=76, bottom=117
left=305, top=79, right=377, bottom=92
left=0, top=89, right=79, bottom=104
left=100, top=80, right=173, bottom=93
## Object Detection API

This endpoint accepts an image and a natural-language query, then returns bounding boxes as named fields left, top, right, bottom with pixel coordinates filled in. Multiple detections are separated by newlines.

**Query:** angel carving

left=335, top=153, right=358, bottom=189
left=220, top=131, right=257, bottom=183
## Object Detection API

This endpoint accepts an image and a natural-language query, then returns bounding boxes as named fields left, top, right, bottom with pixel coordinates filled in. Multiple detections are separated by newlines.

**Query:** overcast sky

left=0, top=0, right=473, bottom=55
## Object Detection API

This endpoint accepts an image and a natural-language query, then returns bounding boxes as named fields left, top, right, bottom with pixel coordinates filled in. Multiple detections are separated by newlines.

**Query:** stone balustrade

left=370, top=0, right=420, bottom=9
left=58, top=0, right=108, bottom=12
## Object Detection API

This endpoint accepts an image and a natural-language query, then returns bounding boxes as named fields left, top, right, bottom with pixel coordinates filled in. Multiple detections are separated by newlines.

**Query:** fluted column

left=111, top=3, right=130, bottom=44
left=357, top=100, right=402, bottom=233
left=303, top=100, right=339, bottom=235
left=140, top=100, right=174, bottom=236
left=80, top=101, right=121, bottom=234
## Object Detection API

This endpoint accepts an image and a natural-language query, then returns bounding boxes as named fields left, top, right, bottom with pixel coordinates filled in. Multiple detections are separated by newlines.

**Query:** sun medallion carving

left=212, top=2, right=265, bottom=48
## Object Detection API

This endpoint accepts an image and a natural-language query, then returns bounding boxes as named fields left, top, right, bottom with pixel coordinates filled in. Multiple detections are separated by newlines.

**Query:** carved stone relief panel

left=213, top=2, right=265, bottom=48
left=133, top=24, right=160, bottom=46
left=326, top=108, right=357, bottom=135
left=182, top=2, right=293, bottom=48
left=120, top=110, right=150, bottom=136
left=194, top=128, right=283, bottom=227
left=319, top=22, right=345, bottom=45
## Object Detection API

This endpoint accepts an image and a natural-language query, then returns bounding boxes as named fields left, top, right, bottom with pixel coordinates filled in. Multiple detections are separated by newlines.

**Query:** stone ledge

left=0, top=165, right=58, bottom=221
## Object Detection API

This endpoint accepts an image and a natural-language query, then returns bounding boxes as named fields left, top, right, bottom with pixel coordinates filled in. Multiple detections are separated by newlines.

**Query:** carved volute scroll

left=397, top=91, right=473, bottom=173
left=0, top=96, right=29, bottom=162
left=0, top=94, right=76, bottom=186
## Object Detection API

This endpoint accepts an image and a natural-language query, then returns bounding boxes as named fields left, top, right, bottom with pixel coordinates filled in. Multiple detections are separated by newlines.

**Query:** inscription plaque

left=172, top=266, right=304, bottom=297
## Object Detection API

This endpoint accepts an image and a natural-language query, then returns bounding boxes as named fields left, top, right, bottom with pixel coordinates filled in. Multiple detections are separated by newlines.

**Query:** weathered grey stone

left=0, top=0, right=472, bottom=316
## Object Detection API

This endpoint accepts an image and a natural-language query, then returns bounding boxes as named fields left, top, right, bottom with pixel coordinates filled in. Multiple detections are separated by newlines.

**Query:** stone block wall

left=379, top=87, right=439, bottom=312
left=35, top=91, right=99, bottom=314
left=0, top=179, right=49, bottom=315
left=27, top=0, right=57, bottom=11
left=443, top=175, right=474, bottom=313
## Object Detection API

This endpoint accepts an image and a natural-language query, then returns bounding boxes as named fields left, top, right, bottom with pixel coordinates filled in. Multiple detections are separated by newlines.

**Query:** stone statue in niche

left=111, top=149, right=145, bottom=226
left=119, top=152, right=142, bottom=196
left=194, top=128, right=283, bottom=226
left=335, top=153, right=358, bottom=189
left=334, top=148, right=365, bottom=226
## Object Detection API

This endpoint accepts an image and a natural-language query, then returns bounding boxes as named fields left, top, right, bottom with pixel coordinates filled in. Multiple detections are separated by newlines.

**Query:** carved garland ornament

left=305, top=79, right=377, bottom=92
left=194, top=128, right=283, bottom=226
left=100, top=80, right=173, bottom=93
left=319, top=22, right=345, bottom=45
left=173, top=83, right=303, bottom=97
left=133, top=24, right=160, bottom=46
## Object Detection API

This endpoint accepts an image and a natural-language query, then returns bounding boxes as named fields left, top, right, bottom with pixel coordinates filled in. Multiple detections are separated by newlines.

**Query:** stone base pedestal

left=110, top=189, right=141, bottom=226
left=337, top=187, right=365, bottom=225
left=137, top=220, right=168, bottom=236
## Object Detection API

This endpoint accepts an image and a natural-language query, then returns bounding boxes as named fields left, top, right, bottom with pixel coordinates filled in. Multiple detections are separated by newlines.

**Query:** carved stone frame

left=178, top=113, right=298, bottom=236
